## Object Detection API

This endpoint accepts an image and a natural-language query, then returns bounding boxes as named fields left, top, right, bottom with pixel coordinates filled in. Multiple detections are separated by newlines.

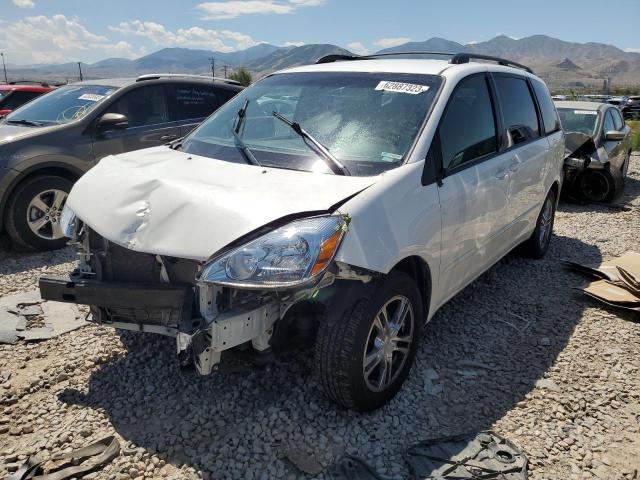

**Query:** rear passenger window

left=439, top=75, right=497, bottom=170
left=603, top=110, right=615, bottom=133
left=494, top=76, right=540, bottom=142
left=109, top=86, right=169, bottom=127
left=531, top=79, right=560, bottom=135
left=176, top=85, right=219, bottom=120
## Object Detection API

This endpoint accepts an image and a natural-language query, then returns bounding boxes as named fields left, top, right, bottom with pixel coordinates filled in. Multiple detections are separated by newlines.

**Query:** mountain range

left=5, top=35, right=640, bottom=90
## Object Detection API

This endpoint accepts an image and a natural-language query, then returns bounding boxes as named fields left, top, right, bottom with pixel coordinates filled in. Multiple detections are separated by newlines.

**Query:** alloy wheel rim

left=362, top=295, right=414, bottom=393
left=26, top=189, right=67, bottom=240
left=538, top=197, right=553, bottom=246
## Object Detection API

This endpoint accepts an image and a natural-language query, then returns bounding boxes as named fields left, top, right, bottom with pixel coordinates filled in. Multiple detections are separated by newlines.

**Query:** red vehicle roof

left=0, top=83, right=56, bottom=93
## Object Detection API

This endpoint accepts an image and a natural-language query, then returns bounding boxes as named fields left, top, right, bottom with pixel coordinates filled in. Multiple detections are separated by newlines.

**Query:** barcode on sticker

left=573, top=110, right=597, bottom=115
left=375, top=81, right=429, bottom=95
left=78, top=93, right=105, bottom=102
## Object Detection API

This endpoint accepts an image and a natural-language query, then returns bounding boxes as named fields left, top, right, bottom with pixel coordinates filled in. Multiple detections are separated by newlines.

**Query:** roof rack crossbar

left=135, top=73, right=241, bottom=85
left=449, top=53, right=533, bottom=73
left=316, top=51, right=456, bottom=64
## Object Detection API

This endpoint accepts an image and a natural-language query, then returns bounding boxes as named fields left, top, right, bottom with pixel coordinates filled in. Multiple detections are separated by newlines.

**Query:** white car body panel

left=66, top=59, right=565, bottom=324
left=66, top=146, right=375, bottom=261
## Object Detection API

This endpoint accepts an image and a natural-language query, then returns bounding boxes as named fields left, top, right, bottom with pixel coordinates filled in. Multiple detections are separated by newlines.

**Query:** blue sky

left=1, top=0, right=639, bottom=64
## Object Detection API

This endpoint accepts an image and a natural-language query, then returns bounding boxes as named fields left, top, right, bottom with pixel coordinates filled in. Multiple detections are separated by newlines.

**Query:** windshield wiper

left=271, top=111, right=350, bottom=176
left=6, top=119, right=44, bottom=127
left=232, top=99, right=261, bottom=167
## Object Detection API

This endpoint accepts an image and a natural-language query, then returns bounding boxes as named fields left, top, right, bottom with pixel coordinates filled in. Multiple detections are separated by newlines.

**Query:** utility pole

left=209, top=57, right=215, bottom=79
left=77, top=62, right=83, bottom=82
left=1, top=53, right=7, bottom=84
left=223, top=65, right=227, bottom=78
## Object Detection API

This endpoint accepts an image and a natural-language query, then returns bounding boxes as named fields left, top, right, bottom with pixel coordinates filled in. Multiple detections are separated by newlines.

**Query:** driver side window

left=439, top=74, right=498, bottom=171
left=107, top=86, right=169, bottom=128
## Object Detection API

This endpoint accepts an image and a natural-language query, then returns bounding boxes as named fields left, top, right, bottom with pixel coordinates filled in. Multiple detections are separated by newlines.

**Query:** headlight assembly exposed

left=200, top=215, right=346, bottom=289
left=60, top=205, right=78, bottom=239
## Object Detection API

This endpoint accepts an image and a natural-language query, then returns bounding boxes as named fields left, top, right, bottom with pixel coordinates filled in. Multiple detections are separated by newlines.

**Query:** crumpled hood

left=68, top=146, right=376, bottom=261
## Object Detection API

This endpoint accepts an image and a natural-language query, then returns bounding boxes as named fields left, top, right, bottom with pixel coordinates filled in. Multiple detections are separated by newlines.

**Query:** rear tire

left=5, top=175, right=73, bottom=251
left=520, top=189, right=556, bottom=259
left=315, top=271, right=423, bottom=411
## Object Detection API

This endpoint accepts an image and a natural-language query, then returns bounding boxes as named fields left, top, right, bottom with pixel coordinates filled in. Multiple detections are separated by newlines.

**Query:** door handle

left=160, top=134, right=178, bottom=141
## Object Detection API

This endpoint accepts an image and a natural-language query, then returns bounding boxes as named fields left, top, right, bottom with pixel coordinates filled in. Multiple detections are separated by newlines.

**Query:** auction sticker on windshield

left=78, top=93, right=106, bottom=102
left=375, top=81, right=430, bottom=94
left=574, top=110, right=598, bottom=115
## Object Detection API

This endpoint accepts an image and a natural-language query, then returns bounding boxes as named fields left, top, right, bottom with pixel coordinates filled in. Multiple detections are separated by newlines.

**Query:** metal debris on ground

left=8, top=435, right=120, bottom=480
left=0, top=290, right=88, bottom=344
left=564, top=251, right=640, bottom=312
left=406, top=431, right=527, bottom=479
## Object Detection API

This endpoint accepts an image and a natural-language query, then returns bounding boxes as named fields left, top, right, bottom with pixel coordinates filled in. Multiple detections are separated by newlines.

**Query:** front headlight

left=200, top=215, right=346, bottom=289
left=60, top=205, right=77, bottom=239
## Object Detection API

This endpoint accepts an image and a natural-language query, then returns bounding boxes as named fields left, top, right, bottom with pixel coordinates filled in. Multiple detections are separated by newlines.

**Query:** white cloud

left=346, top=42, right=369, bottom=55
left=110, top=20, right=260, bottom=52
left=0, top=15, right=144, bottom=64
left=467, top=40, right=478, bottom=45
left=12, top=0, right=34, bottom=8
left=282, top=41, right=304, bottom=47
left=625, top=47, right=640, bottom=53
left=373, top=37, right=411, bottom=49
left=196, top=0, right=323, bottom=20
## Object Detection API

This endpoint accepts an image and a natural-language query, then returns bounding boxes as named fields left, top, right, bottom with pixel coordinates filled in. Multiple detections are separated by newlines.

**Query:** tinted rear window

left=176, top=85, right=219, bottom=120
left=531, top=78, right=560, bottom=135
left=494, top=76, right=540, bottom=140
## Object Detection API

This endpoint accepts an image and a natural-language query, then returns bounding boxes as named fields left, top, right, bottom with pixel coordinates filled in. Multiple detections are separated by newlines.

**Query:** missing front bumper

left=39, top=276, right=280, bottom=375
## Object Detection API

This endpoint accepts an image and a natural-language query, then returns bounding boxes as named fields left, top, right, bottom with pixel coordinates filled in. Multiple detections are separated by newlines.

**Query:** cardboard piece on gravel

left=563, top=251, right=640, bottom=285
left=577, top=280, right=640, bottom=312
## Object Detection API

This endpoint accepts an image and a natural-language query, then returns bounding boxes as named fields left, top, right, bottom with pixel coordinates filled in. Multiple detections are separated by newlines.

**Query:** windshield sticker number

left=573, top=110, right=598, bottom=115
left=375, top=81, right=430, bottom=95
left=78, top=93, right=105, bottom=102
left=381, top=152, right=403, bottom=162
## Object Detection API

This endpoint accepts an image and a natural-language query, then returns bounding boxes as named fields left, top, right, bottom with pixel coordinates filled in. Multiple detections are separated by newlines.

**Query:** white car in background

left=40, top=53, right=565, bottom=411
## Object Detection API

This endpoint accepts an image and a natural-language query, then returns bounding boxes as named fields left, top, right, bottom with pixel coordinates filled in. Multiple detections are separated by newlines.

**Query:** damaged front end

left=563, top=132, right=611, bottom=200
left=39, top=211, right=363, bottom=375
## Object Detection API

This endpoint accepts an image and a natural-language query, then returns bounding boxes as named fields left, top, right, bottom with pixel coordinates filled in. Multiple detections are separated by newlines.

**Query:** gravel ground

left=1, top=155, right=639, bottom=480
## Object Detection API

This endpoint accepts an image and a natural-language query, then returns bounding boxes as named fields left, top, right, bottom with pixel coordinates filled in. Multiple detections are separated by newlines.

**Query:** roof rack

left=316, top=51, right=455, bottom=64
left=316, top=51, right=533, bottom=73
left=449, top=53, right=533, bottom=73
left=135, top=73, right=241, bottom=86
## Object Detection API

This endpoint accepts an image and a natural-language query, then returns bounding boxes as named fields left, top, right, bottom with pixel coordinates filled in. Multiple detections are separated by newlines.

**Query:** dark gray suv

left=0, top=74, right=242, bottom=250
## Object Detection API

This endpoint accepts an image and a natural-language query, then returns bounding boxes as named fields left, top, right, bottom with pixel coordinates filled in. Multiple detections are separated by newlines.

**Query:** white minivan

left=40, top=53, right=564, bottom=411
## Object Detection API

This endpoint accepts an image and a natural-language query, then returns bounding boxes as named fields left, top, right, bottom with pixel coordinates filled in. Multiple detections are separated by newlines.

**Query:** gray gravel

left=1, top=155, right=639, bottom=480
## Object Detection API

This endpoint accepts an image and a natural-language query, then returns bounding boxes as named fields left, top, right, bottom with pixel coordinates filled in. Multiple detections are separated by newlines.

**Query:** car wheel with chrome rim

left=315, top=271, right=423, bottom=411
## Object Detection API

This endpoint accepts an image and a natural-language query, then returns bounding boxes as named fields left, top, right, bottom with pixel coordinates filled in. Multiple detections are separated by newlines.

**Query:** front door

left=436, top=73, right=513, bottom=300
left=92, top=84, right=181, bottom=162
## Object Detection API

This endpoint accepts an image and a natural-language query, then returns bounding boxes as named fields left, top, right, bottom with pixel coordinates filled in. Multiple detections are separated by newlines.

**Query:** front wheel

left=5, top=175, right=73, bottom=251
left=519, top=189, right=556, bottom=259
left=315, top=271, right=423, bottom=411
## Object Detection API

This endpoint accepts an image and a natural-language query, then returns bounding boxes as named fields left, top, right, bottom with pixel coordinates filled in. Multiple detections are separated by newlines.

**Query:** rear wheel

left=520, top=189, right=556, bottom=259
left=315, top=271, right=422, bottom=411
left=5, top=175, right=73, bottom=251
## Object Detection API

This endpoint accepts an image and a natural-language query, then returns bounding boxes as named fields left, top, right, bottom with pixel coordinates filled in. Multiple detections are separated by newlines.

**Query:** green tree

left=229, top=67, right=252, bottom=87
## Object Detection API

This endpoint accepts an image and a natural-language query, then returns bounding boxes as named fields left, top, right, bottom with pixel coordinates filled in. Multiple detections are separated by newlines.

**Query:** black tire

left=315, top=271, right=423, bottom=411
left=5, top=175, right=73, bottom=251
left=576, top=166, right=623, bottom=203
left=520, top=189, right=556, bottom=259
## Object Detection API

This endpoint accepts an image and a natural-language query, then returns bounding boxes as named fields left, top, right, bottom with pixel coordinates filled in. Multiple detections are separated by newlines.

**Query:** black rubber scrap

left=329, top=431, right=527, bottom=480
left=406, top=431, right=527, bottom=479
left=8, top=435, right=120, bottom=480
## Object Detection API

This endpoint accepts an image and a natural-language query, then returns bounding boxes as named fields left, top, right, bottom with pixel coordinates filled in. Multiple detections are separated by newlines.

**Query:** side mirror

left=604, top=130, right=625, bottom=141
left=96, top=113, right=128, bottom=131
